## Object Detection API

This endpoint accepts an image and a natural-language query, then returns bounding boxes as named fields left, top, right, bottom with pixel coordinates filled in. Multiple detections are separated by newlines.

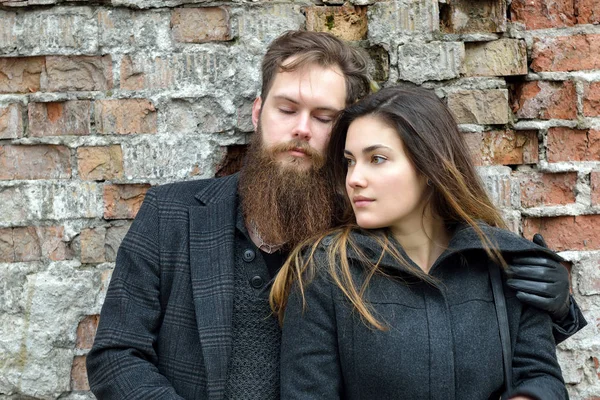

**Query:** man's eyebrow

left=272, top=95, right=342, bottom=112
left=344, top=144, right=392, bottom=156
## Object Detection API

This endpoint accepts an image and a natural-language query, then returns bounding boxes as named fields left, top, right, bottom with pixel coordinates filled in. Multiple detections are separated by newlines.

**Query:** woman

left=270, top=86, right=567, bottom=399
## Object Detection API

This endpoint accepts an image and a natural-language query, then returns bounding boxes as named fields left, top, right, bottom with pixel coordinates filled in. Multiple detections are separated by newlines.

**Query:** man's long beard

left=238, top=130, right=334, bottom=251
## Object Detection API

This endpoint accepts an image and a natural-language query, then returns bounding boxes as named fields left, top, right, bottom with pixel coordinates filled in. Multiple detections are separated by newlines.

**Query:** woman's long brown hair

left=270, top=86, right=507, bottom=330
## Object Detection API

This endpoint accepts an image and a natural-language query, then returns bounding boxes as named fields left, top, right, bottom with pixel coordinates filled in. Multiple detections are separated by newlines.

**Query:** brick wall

left=0, top=0, right=598, bottom=398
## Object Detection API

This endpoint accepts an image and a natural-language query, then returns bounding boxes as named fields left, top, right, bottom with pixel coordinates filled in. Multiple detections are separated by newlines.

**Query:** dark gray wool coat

left=280, top=224, right=569, bottom=400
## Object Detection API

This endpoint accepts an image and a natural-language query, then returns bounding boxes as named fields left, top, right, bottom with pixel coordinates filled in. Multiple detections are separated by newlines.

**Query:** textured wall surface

left=0, top=0, right=599, bottom=398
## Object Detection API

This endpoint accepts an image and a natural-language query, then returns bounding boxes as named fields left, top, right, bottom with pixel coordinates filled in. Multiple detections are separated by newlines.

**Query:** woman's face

left=344, top=115, right=428, bottom=232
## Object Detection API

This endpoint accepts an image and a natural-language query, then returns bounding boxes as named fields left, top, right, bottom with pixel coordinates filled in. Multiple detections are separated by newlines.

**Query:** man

left=86, top=30, right=585, bottom=399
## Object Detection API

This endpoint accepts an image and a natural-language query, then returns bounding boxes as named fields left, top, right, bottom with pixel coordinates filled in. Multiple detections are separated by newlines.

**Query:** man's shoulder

left=149, top=173, right=239, bottom=207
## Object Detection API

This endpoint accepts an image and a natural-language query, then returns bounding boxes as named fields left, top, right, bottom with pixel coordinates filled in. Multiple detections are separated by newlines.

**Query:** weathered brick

left=80, top=227, right=106, bottom=263
left=0, top=226, right=69, bottom=262
left=464, top=39, right=527, bottom=77
left=0, top=11, right=17, bottom=52
left=592, top=171, right=600, bottom=206
left=0, top=8, right=98, bottom=55
left=440, top=0, right=506, bottom=33
left=70, top=355, right=89, bottom=391
left=531, top=34, right=600, bottom=72
left=121, top=52, right=228, bottom=91
left=398, top=41, right=464, bottom=84
left=105, top=221, right=131, bottom=262
left=583, top=82, right=600, bottom=117
left=574, top=253, right=600, bottom=297
left=98, top=9, right=171, bottom=52
left=512, top=81, right=577, bottom=120
left=94, top=99, right=157, bottom=135
left=77, top=145, right=124, bottom=181
left=547, top=127, right=600, bottom=162
left=0, top=182, right=102, bottom=225
left=523, top=215, right=600, bottom=251
left=447, top=89, right=509, bottom=125
left=0, top=104, right=23, bottom=139
left=75, top=315, right=99, bottom=350
left=365, top=45, right=389, bottom=83
left=171, top=7, right=231, bottom=43
left=478, top=167, right=512, bottom=208
left=28, top=101, right=91, bottom=137
left=104, top=184, right=151, bottom=220
left=368, top=0, right=438, bottom=45
left=0, top=145, right=71, bottom=180
left=233, top=4, right=305, bottom=45
left=0, top=229, right=14, bottom=262
left=44, top=56, right=112, bottom=92
left=510, top=0, right=575, bottom=29
left=464, top=130, right=538, bottom=166
left=304, top=4, right=367, bottom=41
left=517, top=171, right=577, bottom=207
left=0, top=56, right=44, bottom=93
left=576, top=0, right=600, bottom=24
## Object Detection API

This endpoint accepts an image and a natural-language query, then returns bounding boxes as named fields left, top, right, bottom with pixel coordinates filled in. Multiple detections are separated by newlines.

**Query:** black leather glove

left=506, top=233, right=571, bottom=322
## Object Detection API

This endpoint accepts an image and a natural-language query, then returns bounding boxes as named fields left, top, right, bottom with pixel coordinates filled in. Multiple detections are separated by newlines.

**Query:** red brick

left=517, top=171, right=577, bottom=207
left=77, top=145, right=124, bottom=181
left=512, top=81, right=577, bottom=120
left=0, top=57, right=44, bottom=93
left=28, top=101, right=91, bottom=137
left=0, top=104, right=23, bottom=139
left=524, top=215, right=600, bottom=251
left=0, top=145, right=71, bottom=180
left=120, top=55, right=144, bottom=91
left=583, top=82, right=600, bottom=117
left=0, top=228, right=14, bottom=262
left=576, top=0, right=600, bottom=24
left=45, top=56, right=113, bottom=92
left=76, top=315, right=99, bottom=349
left=304, top=4, right=368, bottom=41
left=547, top=127, right=600, bottom=162
left=510, top=0, right=575, bottom=29
left=0, top=226, right=69, bottom=262
left=592, top=171, right=600, bottom=206
left=531, top=34, right=600, bottom=72
left=171, top=7, right=231, bottom=43
left=464, top=130, right=538, bottom=166
left=70, top=355, right=89, bottom=391
left=104, top=184, right=151, bottom=219
left=94, top=99, right=157, bottom=135
left=80, top=227, right=106, bottom=263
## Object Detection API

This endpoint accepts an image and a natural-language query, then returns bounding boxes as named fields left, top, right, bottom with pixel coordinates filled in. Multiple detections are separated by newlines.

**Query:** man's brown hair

left=260, top=30, right=371, bottom=105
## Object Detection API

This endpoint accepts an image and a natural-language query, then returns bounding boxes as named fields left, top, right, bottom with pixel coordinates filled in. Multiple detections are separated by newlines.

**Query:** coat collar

left=342, top=223, right=563, bottom=269
left=194, top=172, right=239, bottom=206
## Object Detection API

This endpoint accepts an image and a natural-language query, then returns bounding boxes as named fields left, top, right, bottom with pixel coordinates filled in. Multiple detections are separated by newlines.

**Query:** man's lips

left=287, top=148, right=308, bottom=157
left=352, top=196, right=374, bottom=207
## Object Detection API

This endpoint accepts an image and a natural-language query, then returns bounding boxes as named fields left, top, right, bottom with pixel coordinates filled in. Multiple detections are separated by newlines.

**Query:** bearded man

left=87, top=30, right=585, bottom=400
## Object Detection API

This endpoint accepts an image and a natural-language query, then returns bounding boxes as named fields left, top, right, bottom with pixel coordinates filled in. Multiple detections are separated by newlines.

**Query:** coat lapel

left=189, top=174, right=239, bottom=399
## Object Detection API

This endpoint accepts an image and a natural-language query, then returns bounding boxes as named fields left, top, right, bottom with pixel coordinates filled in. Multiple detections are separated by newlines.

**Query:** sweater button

left=250, top=275, right=264, bottom=289
left=243, top=249, right=255, bottom=262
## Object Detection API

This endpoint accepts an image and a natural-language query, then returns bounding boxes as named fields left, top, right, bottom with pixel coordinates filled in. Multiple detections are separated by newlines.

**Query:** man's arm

left=86, top=188, right=184, bottom=399
left=506, top=234, right=587, bottom=344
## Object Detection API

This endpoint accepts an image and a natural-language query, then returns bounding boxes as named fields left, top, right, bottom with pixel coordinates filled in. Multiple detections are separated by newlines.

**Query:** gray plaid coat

left=87, top=173, right=241, bottom=399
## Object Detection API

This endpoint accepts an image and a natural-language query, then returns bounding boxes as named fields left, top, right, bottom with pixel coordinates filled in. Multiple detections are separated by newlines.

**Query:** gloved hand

left=506, top=233, right=571, bottom=322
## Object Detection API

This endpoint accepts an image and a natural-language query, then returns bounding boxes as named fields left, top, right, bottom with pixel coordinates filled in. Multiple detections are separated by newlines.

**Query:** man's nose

left=292, top=112, right=311, bottom=141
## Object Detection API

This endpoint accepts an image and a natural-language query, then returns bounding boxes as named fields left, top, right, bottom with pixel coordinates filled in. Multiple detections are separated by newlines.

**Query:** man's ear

left=251, top=97, right=262, bottom=130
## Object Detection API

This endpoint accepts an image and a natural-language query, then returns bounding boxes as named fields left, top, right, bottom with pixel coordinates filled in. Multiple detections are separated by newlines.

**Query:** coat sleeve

left=86, top=188, right=185, bottom=400
left=553, top=294, right=588, bottom=344
left=280, top=253, right=344, bottom=400
left=505, top=304, right=568, bottom=400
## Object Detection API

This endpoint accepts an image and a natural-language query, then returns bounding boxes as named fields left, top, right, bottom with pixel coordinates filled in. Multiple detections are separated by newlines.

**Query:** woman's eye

left=345, top=158, right=356, bottom=167
left=372, top=155, right=386, bottom=164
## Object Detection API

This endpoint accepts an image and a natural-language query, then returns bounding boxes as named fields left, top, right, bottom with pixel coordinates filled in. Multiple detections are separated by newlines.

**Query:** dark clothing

left=87, top=174, right=279, bottom=400
left=224, top=231, right=280, bottom=399
left=280, top=225, right=571, bottom=400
